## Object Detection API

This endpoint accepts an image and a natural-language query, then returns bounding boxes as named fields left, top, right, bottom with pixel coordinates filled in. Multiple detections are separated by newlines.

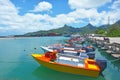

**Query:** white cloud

left=0, top=0, right=120, bottom=36
left=68, top=0, right=111, bottom=9
left=0, top=0, right=53, bottom=35
left=110, top=0, right=120, bottom=10
left=67, top=8, right=105, bottom=25
left=0, top=0, right=19, bottom=30
left=99, top=0, right=120, bottom=24
left=31, top=1, right=52, bottom=12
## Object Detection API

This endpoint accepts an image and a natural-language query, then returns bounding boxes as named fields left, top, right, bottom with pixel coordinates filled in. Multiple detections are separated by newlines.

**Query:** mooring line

left=109, top=58, right=120, bottom=62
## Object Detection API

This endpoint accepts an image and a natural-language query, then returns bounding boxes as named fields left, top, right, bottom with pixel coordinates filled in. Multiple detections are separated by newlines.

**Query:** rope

left=109, top=58, right=120, bottom=62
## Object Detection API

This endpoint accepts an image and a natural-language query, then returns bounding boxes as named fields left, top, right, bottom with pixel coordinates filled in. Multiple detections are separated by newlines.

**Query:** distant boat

left=32, top=52, right=107, bottom=77
left=65, top=37, right=85, bottom=44
left=62, top=34, right=71, bottom=37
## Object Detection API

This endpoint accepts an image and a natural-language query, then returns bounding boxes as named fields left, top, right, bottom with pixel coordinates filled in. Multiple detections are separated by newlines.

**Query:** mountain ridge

left=23, top=23, right=96, bottom=36
left=14, top=20, right=120, bottom=37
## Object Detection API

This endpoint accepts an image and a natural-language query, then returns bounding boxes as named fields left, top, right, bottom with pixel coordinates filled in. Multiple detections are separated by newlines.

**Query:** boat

left=65, top=37, right=85, bottom=44
left=40, top=45, right=95, bottom=59
left=32, top=52, right=107, bottom=77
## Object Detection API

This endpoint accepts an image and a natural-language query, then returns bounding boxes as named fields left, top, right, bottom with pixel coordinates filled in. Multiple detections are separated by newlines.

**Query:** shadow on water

left=98, top=48, right=115, bottom=60
left=97, top=47, right=120, bottom=72
left=111, top=60, right=120, bottom=71
left=86, top=41, right=120, bottom=80
left=32, top=66, right=105, bottom=80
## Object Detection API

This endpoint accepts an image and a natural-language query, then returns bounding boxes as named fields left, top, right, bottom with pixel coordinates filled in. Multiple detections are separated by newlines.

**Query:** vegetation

left=80, top=23, right=97, bottom=34
left=14, top=20, right=120, bottom=37
left=23, top=23, right=97, bottom=37
left=94, top=28, right=106, bottom=35
left=106, top=20, right=120, bottom=37
left=94, top=20, right=120, bottom=37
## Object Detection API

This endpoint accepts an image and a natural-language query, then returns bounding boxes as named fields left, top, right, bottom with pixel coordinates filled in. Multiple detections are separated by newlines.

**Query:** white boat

left=40, top=46, right=95, bottom=59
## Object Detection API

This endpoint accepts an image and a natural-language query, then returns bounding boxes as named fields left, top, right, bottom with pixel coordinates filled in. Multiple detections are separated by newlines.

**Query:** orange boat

left=32, top=52, right=106, bottom=77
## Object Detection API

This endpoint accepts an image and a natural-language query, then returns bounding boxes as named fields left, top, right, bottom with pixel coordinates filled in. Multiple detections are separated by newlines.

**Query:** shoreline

left=0, top=36, right=64, bottom=39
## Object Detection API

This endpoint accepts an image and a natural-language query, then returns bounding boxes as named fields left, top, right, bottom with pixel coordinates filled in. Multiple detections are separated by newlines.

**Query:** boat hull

left=32, top=54, right=100, bottom=77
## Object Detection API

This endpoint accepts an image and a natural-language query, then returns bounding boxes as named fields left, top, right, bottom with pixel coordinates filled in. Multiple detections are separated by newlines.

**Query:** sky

left=0, top=0, right=120, bottom=36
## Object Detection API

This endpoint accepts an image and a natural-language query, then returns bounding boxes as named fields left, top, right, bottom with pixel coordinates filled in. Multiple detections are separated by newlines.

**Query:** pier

left=88, top=36, right=120, bottom=58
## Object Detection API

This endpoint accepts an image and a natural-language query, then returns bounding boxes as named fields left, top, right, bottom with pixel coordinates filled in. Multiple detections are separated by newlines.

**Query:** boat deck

left=56, top=56, right=85, bottom=67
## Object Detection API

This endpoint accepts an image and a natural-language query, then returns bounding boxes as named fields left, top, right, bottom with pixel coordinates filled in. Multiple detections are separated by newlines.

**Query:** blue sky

left=11, top=0, right=72, bottom=16
left=0, top=0, right=120, bottom=36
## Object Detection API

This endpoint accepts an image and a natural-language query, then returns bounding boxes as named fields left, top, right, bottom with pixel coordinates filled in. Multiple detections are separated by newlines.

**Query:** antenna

left=108, top=16, right=110, bottom=25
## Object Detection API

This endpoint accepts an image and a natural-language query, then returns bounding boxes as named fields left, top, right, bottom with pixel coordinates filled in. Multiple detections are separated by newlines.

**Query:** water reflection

left=98, top=48, right=120, bottom=71
left=98, top=48, right=114, bottom=59
left=111, top=60, right=120, bottom=71
left=33, top=66, right=105, bottom=80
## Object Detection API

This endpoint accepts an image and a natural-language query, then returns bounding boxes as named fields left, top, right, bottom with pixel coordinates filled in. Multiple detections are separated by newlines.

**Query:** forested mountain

left=80, top=23, right=97, bottom=34
left=99, top=24, right=110, bottom=29
left=107, top=20, right=120, bottom=37
left=23, top=23, right=96, bottom=36
left=14, top=20, right=120, bottom=37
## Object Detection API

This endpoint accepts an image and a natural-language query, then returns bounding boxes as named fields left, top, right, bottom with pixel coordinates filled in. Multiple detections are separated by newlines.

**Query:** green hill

left=48, top=24, right=80, bottom=34
left=94, top=20, right=120, bottom=37
left=107, top=20, right=120, bottom=37
left=94, top=24, right=110, bottom=35
left=14, top=20, right=120, bottom=37
left=80, top=23, right=97, bottom=34
left=99, top=24, right=110, bottom=29
left=24, top=25, right=79, bottom=36
left=23, top=23, right=96, bottom=37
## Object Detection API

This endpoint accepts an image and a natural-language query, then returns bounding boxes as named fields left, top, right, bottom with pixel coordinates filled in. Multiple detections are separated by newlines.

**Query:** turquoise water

left=0, top=37, right=120, bottom=80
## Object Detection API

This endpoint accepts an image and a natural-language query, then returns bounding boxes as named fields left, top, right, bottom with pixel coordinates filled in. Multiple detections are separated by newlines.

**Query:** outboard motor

left=96, top=59, right=107, bottom=73
left=92, top=47, right=95, bottom=51
left=87, top=53, right=95, bottom=59
left=82, top=47, right=96, bottom=52
left=86, top=47, right=96, bottom=52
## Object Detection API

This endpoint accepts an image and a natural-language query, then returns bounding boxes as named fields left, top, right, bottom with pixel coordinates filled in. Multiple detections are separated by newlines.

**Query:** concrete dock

left=88, top=36, right=120, bottom=58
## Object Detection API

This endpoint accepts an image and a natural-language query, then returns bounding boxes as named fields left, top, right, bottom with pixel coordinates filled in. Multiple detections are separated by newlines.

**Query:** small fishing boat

left=40, top=45, right=95, bottom=59
left=32, top=52, right=107, bottom=77
left=65, top=37, right=85, bottom=44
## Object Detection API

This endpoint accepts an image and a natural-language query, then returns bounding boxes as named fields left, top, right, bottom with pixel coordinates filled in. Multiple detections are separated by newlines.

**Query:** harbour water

left=0, top=36, right=120, bottom=80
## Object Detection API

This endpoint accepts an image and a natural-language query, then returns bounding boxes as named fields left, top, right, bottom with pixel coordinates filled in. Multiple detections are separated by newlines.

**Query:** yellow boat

left=32, top=52, right=106, bottom=77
